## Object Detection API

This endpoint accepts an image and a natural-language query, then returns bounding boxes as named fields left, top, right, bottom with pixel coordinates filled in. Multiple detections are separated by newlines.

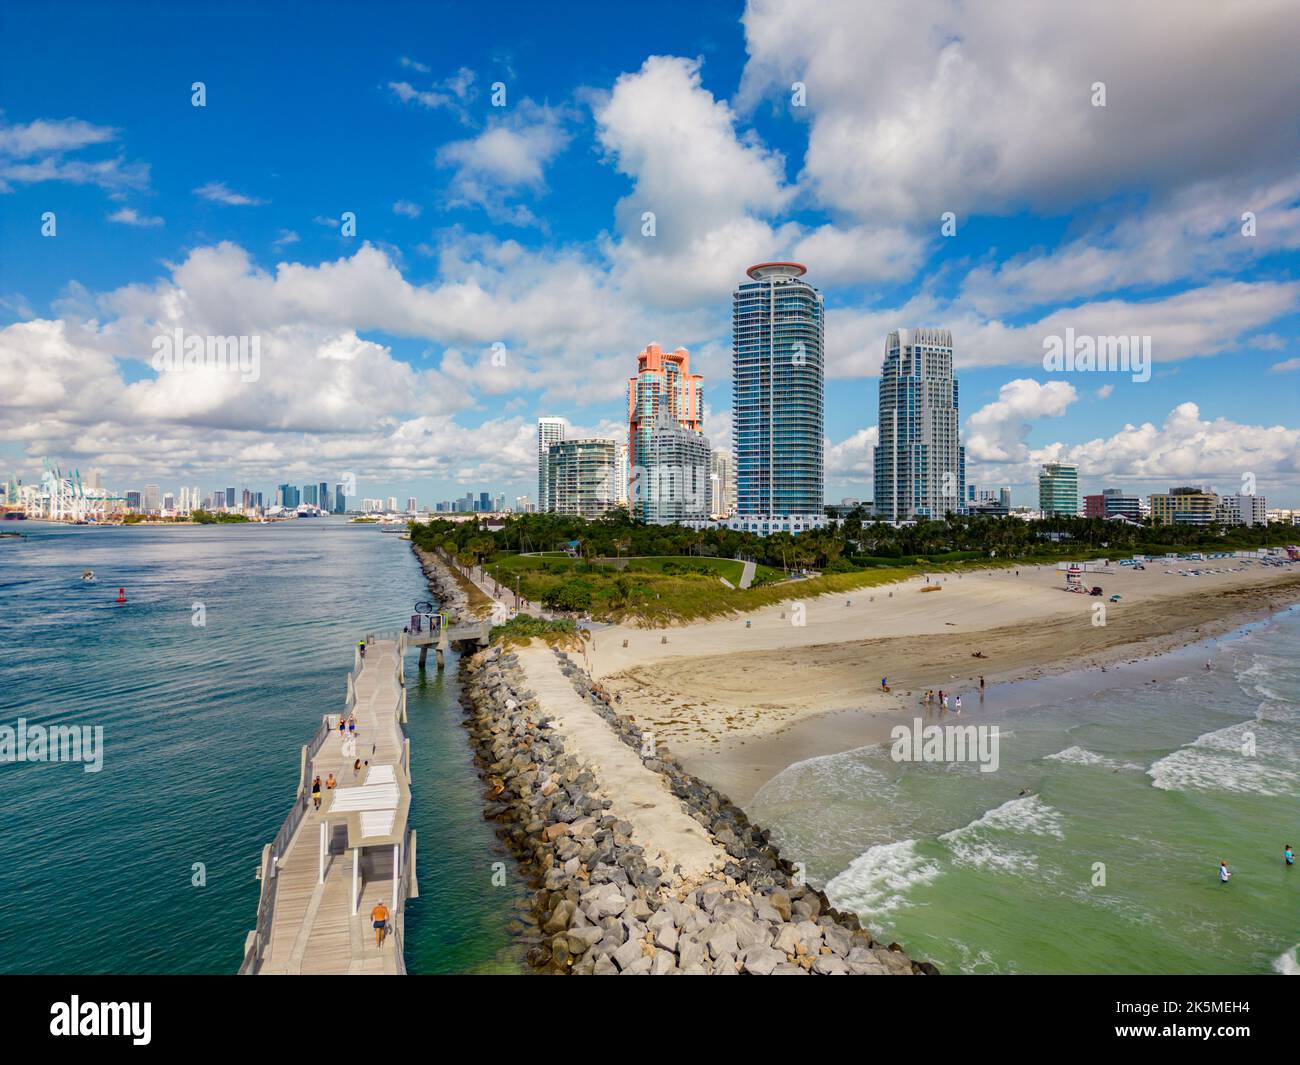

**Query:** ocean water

left=0, top=520, right=523, bottom=974
left=750, top=608, right=1300, bottom=975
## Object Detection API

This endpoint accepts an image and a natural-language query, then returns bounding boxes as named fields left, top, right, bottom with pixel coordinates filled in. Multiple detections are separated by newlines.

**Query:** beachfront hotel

left=1216, top=493, right=1268, bottom=526
left=636, top=409, right=712, bottom=525
left=626, top=343, right=704, bottom=520
left=874, top=328, right=966, bottom=523
left=727, top=262, right=826, bottom=534
left=1147, top=486, right=1268, bottom=527
left=1038, top=462, right=1080, bottom=517
left=537, top=416, right=566, bottom=513
left=545, top=438, right=620, bottom=518
left=1084, top=488, right=1142, bottom=521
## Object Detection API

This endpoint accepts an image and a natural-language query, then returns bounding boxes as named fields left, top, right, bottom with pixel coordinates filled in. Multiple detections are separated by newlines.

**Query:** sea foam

left=824, top=839, right=941, bottom=922
left=1045, top=745, right=1144, bottom=772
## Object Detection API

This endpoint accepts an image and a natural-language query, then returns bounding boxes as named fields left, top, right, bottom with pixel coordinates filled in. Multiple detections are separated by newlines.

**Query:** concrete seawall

left=459, top=639, right=936, bottom=975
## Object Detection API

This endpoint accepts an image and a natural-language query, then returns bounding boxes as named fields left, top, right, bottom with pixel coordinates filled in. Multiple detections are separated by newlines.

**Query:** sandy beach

left=585, top=561, right=1300, bottom=805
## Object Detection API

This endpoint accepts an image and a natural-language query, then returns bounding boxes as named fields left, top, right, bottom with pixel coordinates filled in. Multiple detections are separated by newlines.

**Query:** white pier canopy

left=323, top=761, right=411, bottom=914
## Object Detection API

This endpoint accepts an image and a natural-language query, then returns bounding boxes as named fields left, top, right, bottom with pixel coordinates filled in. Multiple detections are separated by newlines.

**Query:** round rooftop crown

left=746, top=261, right=807, bottom=280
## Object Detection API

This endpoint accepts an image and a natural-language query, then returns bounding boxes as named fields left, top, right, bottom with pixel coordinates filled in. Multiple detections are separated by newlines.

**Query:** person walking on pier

left=326, top=772, right=336, bottom=791
left=371, top=900, right=389, bottom=947
left=348, top=713, right=357, bottom=739
left=311, top=775, right=322, bottom=811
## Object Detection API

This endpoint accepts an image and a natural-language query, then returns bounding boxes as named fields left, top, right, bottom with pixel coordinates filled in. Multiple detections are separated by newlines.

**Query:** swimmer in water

left=1285, top=844, right=1294, bottom=867
left=1219, top=860, right=1232, bottom=883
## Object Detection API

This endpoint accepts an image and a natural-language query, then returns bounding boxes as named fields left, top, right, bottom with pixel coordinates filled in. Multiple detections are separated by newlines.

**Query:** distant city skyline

left=2, top=4, right=1297, bottom=507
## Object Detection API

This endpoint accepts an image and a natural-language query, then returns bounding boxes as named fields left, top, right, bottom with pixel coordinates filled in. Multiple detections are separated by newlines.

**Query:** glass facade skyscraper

left=537, top=417, right=566, bottom=513
left=732, top=262, right=824, bottom=522
left=874, top=328, right=965, bottom=522
left=1038, top=462, right=1080, bottom=518
left=546, top=438, right=619, bottom=518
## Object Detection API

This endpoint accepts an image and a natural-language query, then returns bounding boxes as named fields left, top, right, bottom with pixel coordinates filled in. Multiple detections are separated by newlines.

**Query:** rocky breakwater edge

left=411, top=544, right=472, bottom=620
left=460, top=640, right=937, bottom=975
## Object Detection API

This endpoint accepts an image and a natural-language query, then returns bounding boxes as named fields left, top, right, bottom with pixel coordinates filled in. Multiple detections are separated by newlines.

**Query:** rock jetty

left=412, top=544, right=472, bottom=620
left=460, top=639, right=936, bottom=975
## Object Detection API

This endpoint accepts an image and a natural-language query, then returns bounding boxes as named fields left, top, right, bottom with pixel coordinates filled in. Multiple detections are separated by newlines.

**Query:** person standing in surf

left=1219, top=860, right=1232, bottom=883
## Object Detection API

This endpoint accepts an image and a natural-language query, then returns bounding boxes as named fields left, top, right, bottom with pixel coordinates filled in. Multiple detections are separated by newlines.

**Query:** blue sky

left=2, top=0, right=1298, bottom=507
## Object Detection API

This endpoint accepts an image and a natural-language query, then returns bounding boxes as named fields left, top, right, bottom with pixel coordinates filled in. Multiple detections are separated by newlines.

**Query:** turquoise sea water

left=751, top=608, right=1300, bottom=975
left=0, top=520, right=523, bottom=974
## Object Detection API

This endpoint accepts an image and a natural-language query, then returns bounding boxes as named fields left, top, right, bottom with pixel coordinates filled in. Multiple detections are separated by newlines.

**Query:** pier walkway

left=239, top=634, right=418, bottom=975
left=406, top=618, right=491, bottom=668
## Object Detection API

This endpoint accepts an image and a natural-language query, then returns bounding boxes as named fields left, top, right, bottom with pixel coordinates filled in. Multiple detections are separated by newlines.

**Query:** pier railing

left=392, top=827, right=418, bottom=975
left=241, top=638, right=416, bottom=975
left=238, top=843, right=278, bottom=975
left=239, top=709, right=333, bottom=973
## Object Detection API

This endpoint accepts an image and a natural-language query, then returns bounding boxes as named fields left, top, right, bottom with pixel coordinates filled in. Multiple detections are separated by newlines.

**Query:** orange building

left=627, top=344, right=704, bottom=512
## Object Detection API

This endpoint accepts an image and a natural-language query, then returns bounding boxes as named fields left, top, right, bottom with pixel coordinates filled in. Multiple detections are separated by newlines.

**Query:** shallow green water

left=751, top=610, right=1300, bottom=975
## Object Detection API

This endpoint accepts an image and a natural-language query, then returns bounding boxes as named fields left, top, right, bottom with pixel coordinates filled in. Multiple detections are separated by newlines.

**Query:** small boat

left=82, top=570, right=96, bottom=583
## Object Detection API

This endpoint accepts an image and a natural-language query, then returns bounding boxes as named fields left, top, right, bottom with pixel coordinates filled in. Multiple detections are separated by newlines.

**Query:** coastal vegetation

left=119, top=509, right=249, bottom=524
left=190, top=509, right=250, bottom=524
left=488, top=614, right=584, bottom=649
left=409, top=510, right=1292, bottom=625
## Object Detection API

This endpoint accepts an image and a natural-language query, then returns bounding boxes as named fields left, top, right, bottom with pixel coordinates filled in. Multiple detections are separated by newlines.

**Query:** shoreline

left=592, top=566, right=1300, bottom=808
left=707, top=600, right=1300, bottom=807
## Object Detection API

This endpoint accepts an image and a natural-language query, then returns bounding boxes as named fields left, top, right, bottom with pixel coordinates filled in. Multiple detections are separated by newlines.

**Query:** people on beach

left=311, top=775, right=322, bottom=810
left=1286, top=844, right=1294, bottom=867
left=954, top=695, right=962, bottom=713
left=326, top=772, right=336, bottom=790
left=979, top=675, right=985, bottom=691
left=371, top=900, right=389, bottom=946
left=1219, top=860, right=1232, bottom=883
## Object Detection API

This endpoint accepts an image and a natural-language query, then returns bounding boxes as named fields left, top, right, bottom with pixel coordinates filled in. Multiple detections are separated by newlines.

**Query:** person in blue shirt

left=1286, top=844, right=1294, bottom=867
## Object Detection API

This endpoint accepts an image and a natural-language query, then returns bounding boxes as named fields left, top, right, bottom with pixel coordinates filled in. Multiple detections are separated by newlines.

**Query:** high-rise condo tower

left=732, top=262, right=825, bottom=532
